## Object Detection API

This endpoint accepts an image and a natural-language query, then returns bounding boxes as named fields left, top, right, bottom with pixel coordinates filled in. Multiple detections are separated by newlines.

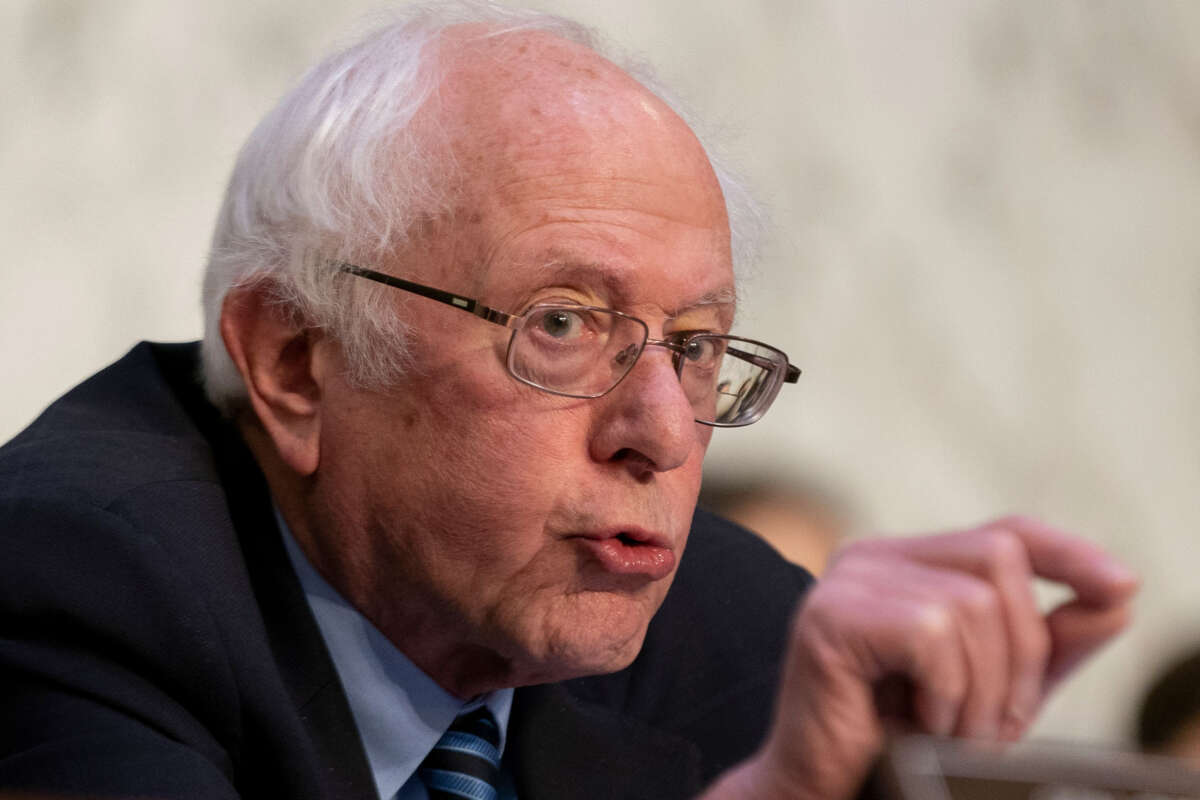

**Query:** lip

left=573, top=527, right=677, bottom=580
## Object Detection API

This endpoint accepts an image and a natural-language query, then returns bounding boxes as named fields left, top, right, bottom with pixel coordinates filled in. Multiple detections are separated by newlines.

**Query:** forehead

left=524, top=256, right=737, bottom=308
left=421, top=29, right=735, bottom=314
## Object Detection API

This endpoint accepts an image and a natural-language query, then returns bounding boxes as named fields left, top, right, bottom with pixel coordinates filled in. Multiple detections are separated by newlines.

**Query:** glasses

left=337, top=263, right=800, bottom=427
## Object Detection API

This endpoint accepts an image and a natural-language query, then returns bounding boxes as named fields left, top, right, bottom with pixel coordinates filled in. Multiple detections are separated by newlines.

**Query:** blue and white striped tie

left=417, top=707, right=501, bottom=800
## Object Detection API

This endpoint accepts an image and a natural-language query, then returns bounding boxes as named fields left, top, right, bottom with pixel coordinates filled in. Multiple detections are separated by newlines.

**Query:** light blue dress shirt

left=278, top=513, right=516, bottom=800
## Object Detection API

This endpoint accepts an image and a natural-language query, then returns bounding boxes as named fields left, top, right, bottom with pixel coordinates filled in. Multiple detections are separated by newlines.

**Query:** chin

left=532, top=636, right=645, bottom=684
left=519, top=591, right=659, bottom=683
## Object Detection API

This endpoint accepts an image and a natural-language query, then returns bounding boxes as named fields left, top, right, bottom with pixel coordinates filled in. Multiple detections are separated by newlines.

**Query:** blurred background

left=3, top=0, right=1198, bottom=749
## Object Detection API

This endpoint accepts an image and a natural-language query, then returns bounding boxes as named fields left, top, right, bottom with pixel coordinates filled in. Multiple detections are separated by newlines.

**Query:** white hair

left=200, top=1, right=764, bottom=413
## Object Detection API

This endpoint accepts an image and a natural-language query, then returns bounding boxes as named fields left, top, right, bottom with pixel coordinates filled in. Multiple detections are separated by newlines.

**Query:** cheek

left=389, top=375, right=591, bottom=550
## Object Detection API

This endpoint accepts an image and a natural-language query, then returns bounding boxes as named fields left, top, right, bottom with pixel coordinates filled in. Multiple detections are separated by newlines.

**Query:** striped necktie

left=417, top=706, right=502, bottom=800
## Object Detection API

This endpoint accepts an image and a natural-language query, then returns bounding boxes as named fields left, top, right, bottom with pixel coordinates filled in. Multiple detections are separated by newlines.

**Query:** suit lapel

left=509, top=683, right=703, bottom=800
left=210, top=420, right=378, bottom=800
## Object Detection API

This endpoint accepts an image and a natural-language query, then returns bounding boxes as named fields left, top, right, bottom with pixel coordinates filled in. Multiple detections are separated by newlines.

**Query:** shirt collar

left=276, top=509, right=513, bottom=800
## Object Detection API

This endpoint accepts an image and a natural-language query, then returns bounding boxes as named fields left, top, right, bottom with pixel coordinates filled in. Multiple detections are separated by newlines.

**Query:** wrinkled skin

left=705, top=517, right=1137, bottom=800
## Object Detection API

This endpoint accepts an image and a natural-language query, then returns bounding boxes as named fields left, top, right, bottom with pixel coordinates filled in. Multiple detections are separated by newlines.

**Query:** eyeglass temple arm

left=336, top=263, right=521, bottom=328
left=725, top=345, right=802, bottom=383
left=341, top=262, right=802, bottom=382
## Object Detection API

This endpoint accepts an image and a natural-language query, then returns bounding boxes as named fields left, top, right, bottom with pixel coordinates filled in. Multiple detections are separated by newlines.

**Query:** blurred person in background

left=1136, top=648, right=1200, bottom=767
left=700, top=479, right=850, bottom=575
left=0, top=3, right=1138, bottom=799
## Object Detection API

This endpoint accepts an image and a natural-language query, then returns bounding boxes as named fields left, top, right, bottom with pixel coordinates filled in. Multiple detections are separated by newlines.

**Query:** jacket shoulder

left=0, top=342, right=222, bottom=509
left=0, top=343, right=254, bottom=796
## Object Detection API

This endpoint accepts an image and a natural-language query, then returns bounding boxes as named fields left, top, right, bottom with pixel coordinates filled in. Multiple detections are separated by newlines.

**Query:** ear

left=219, top=284, right=325, bottom=476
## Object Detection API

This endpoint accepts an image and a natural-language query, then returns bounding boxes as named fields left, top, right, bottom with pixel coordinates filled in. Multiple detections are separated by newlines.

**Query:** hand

left=705, top=516, right=1138, bottom=800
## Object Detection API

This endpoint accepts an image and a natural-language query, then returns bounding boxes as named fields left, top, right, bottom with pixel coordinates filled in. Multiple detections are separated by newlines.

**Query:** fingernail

left=1001, top=713, right=1025, bottom=742
left=1099, top=563, right=1142, bottom=594
left=1001, top=701, right=1032, bottom=741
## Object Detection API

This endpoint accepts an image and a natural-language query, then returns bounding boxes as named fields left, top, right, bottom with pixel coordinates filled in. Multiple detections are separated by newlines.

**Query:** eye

left=536, top=308, right=585, bottom=339
left=683, top=337, right=717, bottom=363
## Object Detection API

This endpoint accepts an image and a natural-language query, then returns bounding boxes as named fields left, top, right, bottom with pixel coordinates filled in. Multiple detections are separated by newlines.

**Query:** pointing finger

left=988, top=516, right=1138, bottom=608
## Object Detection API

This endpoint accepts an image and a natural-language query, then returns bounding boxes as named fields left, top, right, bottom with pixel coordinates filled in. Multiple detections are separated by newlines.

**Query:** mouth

left=573, top=528, right=676, bottom=580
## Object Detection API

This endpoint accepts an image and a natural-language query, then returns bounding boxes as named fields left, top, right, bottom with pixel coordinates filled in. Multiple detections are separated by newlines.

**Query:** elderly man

left=0, top=5, right=1136, bottom=800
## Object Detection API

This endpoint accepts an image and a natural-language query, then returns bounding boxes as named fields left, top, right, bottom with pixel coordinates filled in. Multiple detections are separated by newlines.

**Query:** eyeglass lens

left=509, top=306, right=647, bottom=397
left=507, top=305, right=784, bottom=426
left=679, top=335, right=786, bottom=426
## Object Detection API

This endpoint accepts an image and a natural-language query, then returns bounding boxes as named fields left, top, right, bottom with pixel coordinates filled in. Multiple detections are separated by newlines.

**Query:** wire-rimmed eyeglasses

left=337, top=263, right=800, bottom=427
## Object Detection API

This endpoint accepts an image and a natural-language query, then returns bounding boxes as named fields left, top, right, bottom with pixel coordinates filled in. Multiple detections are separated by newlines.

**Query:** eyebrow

left=523, top=256, right=738, bottom=318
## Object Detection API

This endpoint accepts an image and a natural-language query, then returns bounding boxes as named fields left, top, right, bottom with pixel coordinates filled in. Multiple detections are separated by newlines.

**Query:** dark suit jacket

left=0, top=342, right=812, bottom=799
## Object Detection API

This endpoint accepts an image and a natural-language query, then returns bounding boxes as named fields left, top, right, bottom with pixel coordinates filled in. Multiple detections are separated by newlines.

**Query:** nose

left=588, top=345, right=700, bottom=478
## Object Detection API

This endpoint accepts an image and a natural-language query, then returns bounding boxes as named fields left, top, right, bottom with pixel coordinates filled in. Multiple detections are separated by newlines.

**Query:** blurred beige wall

left=4, top=0, right=1198, bottom=746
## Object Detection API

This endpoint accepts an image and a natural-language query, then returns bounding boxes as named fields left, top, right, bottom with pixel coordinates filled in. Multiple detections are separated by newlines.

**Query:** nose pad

left=612, top=342, right=640, bottom=369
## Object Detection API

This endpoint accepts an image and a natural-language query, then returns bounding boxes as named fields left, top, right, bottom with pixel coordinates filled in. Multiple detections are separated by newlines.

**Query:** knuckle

left=912, top=601, right=955, bottom=645
left=958, top=579, right=998, bottom=619
left=988, top=513, right=1034, bottom=532
left=981, top=528, right=1030, bottom=577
